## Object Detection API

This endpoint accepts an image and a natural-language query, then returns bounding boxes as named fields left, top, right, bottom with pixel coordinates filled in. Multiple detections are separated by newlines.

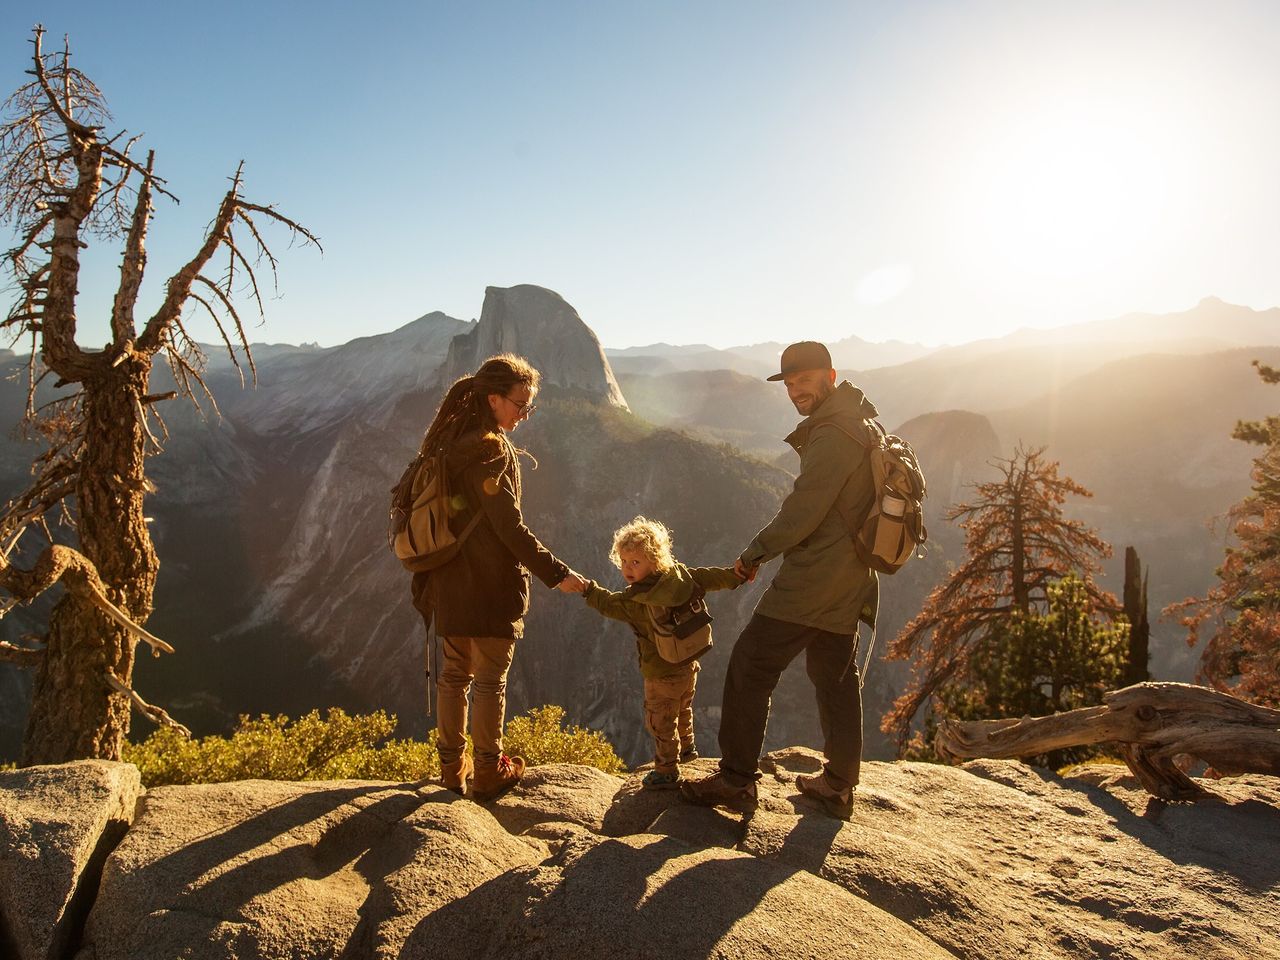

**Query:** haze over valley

left=0, top=288, right=1275, bottom=764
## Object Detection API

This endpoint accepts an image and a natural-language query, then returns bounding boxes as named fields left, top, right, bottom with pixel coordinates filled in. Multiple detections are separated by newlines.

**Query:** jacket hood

left=786, top=380, right=877, bottom=448
left=625, top=562, right=698, bottom=606
left=446, top=428, right=508, bottom=471
left=812, top=380, right=877, bottom=422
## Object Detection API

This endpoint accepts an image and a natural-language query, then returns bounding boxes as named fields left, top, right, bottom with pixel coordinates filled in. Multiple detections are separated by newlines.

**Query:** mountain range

left=1, top=288, right=1276, bottom=764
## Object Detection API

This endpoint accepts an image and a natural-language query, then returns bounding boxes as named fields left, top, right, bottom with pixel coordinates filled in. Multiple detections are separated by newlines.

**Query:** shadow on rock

left=402, top=830, right=948, bottom=960
left=994, top=764, right=1280, bottom=888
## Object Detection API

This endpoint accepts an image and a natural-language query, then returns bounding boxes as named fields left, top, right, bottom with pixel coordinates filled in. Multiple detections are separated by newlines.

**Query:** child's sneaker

left=642, top=769, right=682, bottom=790
left=679, top=746, right=699, bottom=763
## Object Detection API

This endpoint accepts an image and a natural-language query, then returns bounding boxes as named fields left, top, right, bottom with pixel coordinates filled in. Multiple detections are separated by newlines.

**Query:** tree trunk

left=1122, top=546, right=1150, bottom=685
left=22, top=360, right=158, bottom=764
left=935, top=682, right=1280, bottom=800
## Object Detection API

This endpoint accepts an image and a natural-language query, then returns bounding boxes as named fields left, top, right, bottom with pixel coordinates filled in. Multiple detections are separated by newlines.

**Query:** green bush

left=503, top=705, right=624, bottom=774
left=125, top=704, right=623, bottom=787
left=124, top=709, right=438, bottom=787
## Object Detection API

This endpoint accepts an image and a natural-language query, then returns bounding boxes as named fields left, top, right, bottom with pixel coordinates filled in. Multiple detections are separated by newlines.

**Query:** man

left=681, top=341, right=879, bottom=818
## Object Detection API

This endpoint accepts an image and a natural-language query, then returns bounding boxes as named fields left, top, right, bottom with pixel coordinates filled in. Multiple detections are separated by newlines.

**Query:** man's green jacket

left=740, top=380, right=879, bottom=635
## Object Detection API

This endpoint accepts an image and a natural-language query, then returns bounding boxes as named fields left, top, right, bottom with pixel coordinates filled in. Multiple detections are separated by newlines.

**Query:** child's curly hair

left=609, top=516, right=676, bottom=573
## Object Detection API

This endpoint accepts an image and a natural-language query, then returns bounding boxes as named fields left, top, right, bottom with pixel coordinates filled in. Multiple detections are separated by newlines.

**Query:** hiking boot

left=679, top=745, right=699, bottom=763
left=472, top=754, right=525, bottom=802
left=679, top=771, right=758, bottom=812
left=441, top=754, right=474, bottom=795
left=642, top=769, right=682, bottom=790
left=796, top=771, right=854, bottom=820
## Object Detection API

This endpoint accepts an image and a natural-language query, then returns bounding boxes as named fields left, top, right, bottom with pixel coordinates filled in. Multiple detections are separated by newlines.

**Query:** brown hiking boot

left=472, top=754, right=525, bottom=802
left=441, top=754, right=473, bottom=795
left=796, top=771, right=854, bottom=820
left=679, top=771, right=758, bottom=813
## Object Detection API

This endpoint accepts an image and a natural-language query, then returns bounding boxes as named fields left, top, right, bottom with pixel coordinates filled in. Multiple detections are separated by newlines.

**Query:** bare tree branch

left=0, top=639, right=43, bottom=665
left=108, top=148, right=153, bottom=345
left=0, top=543, right=174, bottom=656
left=105, top=671, right=190, bottom=737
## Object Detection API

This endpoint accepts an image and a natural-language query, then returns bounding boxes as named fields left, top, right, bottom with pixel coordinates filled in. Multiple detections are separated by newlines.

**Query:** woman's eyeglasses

left=503, top=394, right=537, bottom=417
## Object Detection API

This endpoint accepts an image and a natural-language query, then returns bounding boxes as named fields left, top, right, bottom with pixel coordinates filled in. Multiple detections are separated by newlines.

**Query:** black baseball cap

left=766, top=341, right=833, bottom=381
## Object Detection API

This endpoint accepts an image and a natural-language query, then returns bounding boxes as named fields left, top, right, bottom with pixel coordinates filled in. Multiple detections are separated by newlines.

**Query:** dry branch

left=105, top=671, right=190, bottom=737
left=937, top=681, right=1280, bottom=800
left=0, top=543, right=174, bottom=656
left=0, top=639, right=42, bottom=665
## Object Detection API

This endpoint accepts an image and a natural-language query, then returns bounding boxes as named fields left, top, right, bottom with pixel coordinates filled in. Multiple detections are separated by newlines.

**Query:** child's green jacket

left=583, top=562, right=741, bottom=679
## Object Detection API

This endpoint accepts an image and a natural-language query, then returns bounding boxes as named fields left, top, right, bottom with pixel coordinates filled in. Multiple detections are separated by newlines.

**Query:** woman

left=411, top=354, right=587, bottom=800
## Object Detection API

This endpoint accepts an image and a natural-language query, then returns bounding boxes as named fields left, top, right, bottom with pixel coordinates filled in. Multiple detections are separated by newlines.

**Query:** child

left=582, top=516, right=742, bottom=789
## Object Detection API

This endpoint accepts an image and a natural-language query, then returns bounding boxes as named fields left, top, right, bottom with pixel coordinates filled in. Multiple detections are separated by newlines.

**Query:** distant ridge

left=607, top=332, right=935, bottom=377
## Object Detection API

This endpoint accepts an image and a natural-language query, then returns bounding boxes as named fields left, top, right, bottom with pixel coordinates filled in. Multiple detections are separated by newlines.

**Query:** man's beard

left=794, top=381, right=834, bottom=413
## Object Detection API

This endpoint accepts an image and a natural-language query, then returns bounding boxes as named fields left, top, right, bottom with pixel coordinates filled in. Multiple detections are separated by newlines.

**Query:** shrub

left=503, top=705, right=625, bottom=774
left=124, top=704, right=623, bottom=787
left=123, top=709, right=438, bottom=787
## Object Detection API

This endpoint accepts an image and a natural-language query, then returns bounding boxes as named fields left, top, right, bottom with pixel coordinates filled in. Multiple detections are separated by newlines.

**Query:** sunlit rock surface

left=0, top=761, right=141, bottom=960
left=3, top=751, right=1274, bottom=959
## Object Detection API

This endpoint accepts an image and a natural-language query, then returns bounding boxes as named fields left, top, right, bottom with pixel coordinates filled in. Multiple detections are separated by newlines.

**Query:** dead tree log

left=936, top=681, right=1280, bottom=801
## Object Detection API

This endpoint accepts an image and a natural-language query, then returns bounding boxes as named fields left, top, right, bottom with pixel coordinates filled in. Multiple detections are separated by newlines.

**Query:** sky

left=2, top=1, right=1278, bottom=350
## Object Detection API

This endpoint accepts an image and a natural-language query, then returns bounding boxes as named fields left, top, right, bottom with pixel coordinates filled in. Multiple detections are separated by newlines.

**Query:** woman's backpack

left=647, top=583, right=714, bottom=665
left=388, top=445, right=482, bottom=573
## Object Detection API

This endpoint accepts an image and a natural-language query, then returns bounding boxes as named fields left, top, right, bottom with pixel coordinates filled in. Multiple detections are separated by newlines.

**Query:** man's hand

left=734, top=558, right=758, bottom=583
left=558, top=571, right=590, bottom=594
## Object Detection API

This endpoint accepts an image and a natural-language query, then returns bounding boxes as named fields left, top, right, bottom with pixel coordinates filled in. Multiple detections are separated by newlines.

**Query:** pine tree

left=1170, top=361, right=1280, bottom=707
left=936, top=574, right=1128, bottom=766
left=883, top=445, right=1120, bottom=755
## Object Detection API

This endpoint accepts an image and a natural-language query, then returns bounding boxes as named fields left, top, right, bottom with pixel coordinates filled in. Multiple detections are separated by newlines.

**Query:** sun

left=953, top=96, right=1178, bottom=282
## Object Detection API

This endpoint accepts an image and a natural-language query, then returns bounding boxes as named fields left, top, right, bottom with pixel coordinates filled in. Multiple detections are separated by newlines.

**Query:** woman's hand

left=557, top=571, right=590, bottom=594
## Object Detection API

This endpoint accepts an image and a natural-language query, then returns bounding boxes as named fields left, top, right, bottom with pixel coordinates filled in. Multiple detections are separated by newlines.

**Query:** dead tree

left=1122, top=546, right=1150, bottom=685
left=936, top=682, right=1280, bottom=801
left=0, top=28, right=317, bottom=764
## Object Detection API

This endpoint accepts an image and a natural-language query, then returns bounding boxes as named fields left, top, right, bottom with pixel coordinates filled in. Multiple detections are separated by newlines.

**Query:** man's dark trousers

left=718, top=613, right=862, bottom=788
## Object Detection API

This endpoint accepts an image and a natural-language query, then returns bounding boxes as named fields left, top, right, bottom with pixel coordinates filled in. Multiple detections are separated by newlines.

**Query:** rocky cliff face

left=4, top=755, right=1277, bottom=960
left=442, top=285, right=627, bottom=407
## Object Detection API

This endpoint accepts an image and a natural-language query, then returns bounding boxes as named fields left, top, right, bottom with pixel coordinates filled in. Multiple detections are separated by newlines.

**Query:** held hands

left=557, top=570, right=590, bottom=594
left=734, top=558, right=758, bottom=583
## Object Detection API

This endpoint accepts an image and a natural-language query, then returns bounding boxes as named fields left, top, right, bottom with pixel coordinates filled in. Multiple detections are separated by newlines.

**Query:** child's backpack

left=647, top=583, right=714, bottom=665
left=388, top=444, right=482, bottom=573
left=821, top=420, right=928, bottom=575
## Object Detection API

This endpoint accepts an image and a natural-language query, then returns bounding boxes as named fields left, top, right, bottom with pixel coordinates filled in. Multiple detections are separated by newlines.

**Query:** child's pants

left=643, top=661, right=699, bottom=773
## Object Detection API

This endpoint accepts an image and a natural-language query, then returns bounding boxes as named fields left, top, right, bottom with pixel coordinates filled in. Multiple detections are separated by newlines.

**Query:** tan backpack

left=647, top=583, right=714, bottom=665
left=820, top=420, right=927, bottom=575
left=388, top=445, right=482, bottom=573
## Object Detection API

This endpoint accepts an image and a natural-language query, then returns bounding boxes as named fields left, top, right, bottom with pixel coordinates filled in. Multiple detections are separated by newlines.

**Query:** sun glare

left=954, top=97, right=1179, bottom=283
left=856, top=263, right=912, bottom=305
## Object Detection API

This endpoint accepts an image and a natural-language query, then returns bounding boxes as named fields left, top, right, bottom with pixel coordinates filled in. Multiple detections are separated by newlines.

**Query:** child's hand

left=734, top=558, right=757, bottom=583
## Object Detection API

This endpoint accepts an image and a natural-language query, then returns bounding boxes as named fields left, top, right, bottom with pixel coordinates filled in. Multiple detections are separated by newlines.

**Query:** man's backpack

left=821, top=420, right=927, bottom=575
left=647, top=583, right=714, bottom=665
left=388, top=443, right=482, bottom=573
